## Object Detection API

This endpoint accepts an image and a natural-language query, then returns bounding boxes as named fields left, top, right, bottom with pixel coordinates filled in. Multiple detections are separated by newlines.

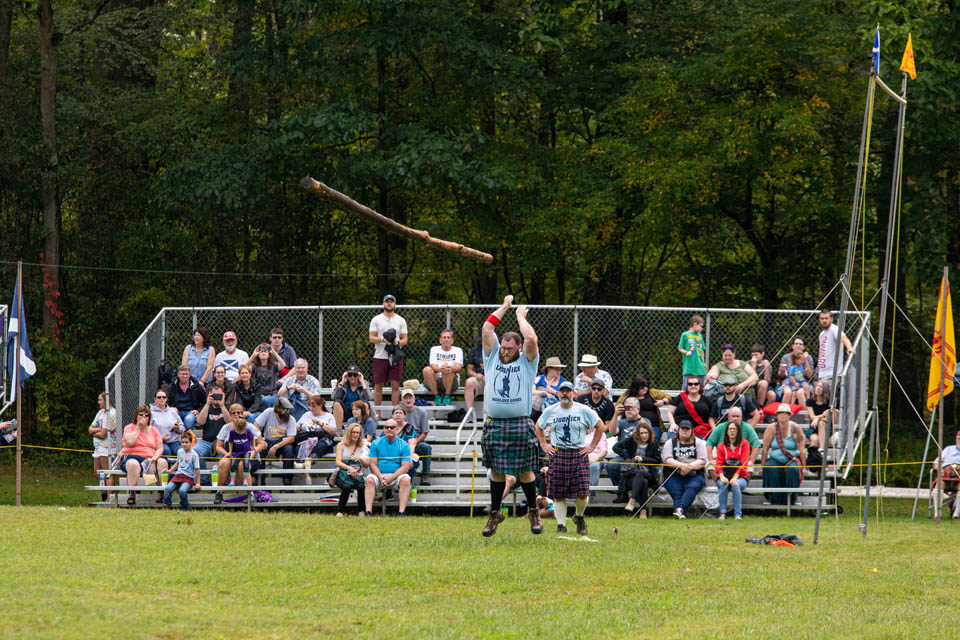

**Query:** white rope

left=766, top=279, right=845, bottom=373
left=885, top=290, right=933, bottom=351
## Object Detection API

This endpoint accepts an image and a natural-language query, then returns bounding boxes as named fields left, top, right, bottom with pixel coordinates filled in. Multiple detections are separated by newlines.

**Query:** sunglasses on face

left=591, top=386, right=603, bottom=391
left=687, top=382, right=700, bottom=387
left=155, top=395, right=167, bottom=399
left=276, top=408, right=289, bottom=414
left=230, top=411, right=243, bottom=416
left=138, top=412, right=150, bottom=417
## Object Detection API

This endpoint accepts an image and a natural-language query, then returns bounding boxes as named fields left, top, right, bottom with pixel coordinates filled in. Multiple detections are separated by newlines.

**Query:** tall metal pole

left=15, top=261, right=22, bottom=507
left=936, top=266, right=948, bottom=523
left=862, top=71, right=908, bottom=536
left=814, top=72, right=877, bottom=544
left=910, top=406, right=936, bottom=519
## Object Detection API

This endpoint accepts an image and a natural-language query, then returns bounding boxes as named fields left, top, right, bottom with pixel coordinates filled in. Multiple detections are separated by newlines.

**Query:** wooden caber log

left=300, top=177, right=494, bottom=264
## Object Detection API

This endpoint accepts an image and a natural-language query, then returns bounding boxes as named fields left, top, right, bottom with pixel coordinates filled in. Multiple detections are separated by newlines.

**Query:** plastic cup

left=160, top=471, right=169, bottom=484
left=211, top=470, right=219, bottom=484
left=410, top=488, right=418, bottom=502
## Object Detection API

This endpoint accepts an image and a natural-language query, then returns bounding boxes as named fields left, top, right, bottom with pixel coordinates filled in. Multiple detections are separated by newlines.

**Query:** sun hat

left=577, top=354, right=601, bottom=367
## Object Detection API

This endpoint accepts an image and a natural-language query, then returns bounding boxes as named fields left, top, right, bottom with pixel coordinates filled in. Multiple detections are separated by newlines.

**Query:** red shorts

left=373, top=357, right=404, bottom=383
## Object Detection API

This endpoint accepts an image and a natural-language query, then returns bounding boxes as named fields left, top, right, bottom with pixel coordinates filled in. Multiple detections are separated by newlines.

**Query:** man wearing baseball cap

left=368, top=294, right=408, bottom=414
left=213, top=331, right=249, bottom=383
left=535, top=380, right=605, bottom=535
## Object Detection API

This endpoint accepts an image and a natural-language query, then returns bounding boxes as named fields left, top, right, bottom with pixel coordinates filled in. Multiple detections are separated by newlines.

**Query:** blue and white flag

left=7, top=272, right=36, bottom=401
left=872, top=26, right=880, bottom=73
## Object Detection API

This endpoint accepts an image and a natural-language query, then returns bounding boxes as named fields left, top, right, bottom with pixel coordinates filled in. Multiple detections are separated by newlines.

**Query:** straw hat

left=542, top=357, right=565, bottom=370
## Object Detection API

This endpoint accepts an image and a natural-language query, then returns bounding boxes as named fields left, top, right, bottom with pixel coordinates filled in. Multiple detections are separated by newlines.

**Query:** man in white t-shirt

left=368, top=294, right=408, bottom=415
left=213, top=331, right=249, bottom=382
left=422, top=329, right=464, bottom=406
left=816, top=310, right=855, bottom=386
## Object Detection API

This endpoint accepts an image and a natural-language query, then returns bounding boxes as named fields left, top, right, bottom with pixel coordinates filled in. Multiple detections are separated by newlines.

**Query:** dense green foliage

left=1, top=0, right=958, bottom=444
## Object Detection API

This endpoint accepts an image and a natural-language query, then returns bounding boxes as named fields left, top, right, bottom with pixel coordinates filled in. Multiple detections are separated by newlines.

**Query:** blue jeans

left=717, top=477, right=747, bottom=517
left=606, top=457, right=625, bottom=487
left=260, top=395, right=277, bottom=408
left=192, top=439, right=214, bottom=483
left=413, top=442, right=432, bottom=476
left=178, top=410, right=197, bottom=431
left=664, top=472, right=705, bottom=512
left=163, top=481, right=192, bottom=509
left=247, top=411, right=262, bottom=424
left=162, top=440, right=182, bottom=458
left=589, top=462, right=602, bottom=487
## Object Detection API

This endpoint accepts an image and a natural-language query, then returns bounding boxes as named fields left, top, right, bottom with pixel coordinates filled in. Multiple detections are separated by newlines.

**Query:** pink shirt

left=587, top=428, right=607, bottom=463
left=121, top=424, right=163, bottom=457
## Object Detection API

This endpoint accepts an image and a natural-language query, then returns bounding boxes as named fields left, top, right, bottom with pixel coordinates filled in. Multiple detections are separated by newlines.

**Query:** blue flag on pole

left=872, top=26, right=880, bottom=73
left=7, top=272, right=36, bottom=401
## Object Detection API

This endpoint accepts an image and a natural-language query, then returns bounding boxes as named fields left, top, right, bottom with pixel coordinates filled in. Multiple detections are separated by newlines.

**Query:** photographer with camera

left=194, top=383, right=229, bottom=483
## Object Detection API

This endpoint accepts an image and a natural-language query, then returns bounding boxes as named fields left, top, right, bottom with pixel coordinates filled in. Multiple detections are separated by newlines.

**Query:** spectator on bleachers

left=464, top=336, right=484, bottom=417
left=708, top=374, right=760, bottom=428
left=150, top=387, right=185, bottom=457
left=227, top=364, right=263, bottom=423
left=369, top=294, right=408, bottom=415
left=206, top=364, right=236, bottom=400
left=816, top=309, right=855, bottom=390
left=400, top=388, right=432, bottom=485
left=249, top=343, right=282, bottom=407
left=578, top=378, right=614, bottom=425
left=213, top=331, right=249, bottom=382
left=364, top=419, right=413, bottom=517
left=335, top=422, right=370, bottom=516
left=166, top=365, right=207, bottom=432
left=776, top=337, right=815, bottom=400
left=194, top=383, right=229, bottom=485
left=533, top=357, right=567, bottom=416
left=606, top=398, right=648, bottom=498
left=332, top=365, right=373, bottom=429
left=161, top=432, right=201, bottom=510
left=933, top=429, right=960, bottom=520
left=181, top=327, right=215, bottom=383
left=667, top=376, right=712, bottom=438
left=761, top=403, right=806, bottom=506
left=422, top=329, right=463, bottom=406
left=225, top=415, right=257, bottom=486
left=585, top=422, right=607, bottom=494
left=268, top=327, right=296, bottom=377
left=120, top=404, right=169, bottom=506
left=662, top=420, right=707, bottom=519
left=345, top=400, right=378, bottom=443
left=294, top=394, right=338, bottom=462
left=706, top=345, right=759, bottom=397
left=615, top=375, right=669, bottom=437
left=805, top=380, right=831, bottom=450
left=714, top=419, right=751, bottom=520
left=612, top=421, right=661, bottom=516
left=214, top=405, right=265, bottom=502
left=573, top=354, right=613, bottom=399
left=780, top=351, right=811, bottom=406
left=90, top=392, right=118, bottom=501
left=677, top=315, right=707, bottom=390
left=748, top=344, right=772, bottom=406
left=257, top=396, right=298, bottom=485
left=704, top=406, right=761, bottom=481
left=278, top=358, right=321, bottom=420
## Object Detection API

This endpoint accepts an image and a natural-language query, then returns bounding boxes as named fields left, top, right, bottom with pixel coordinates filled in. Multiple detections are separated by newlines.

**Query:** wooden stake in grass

left=300, top=177, right=494, bottom=264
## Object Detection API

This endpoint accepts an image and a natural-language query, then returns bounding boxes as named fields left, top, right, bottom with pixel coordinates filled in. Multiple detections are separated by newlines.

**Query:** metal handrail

left=104, top=309, right=164, bottom=380
left=454, top=407, right=480, bottom=498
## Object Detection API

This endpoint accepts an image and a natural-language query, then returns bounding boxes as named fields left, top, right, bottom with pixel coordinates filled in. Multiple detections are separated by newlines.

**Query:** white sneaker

left=336, top=512, right=344, bottom=517
left=625, top=499, right=636, bottom=512
left=718, top=513, right=726, bottom=520
left=734, top=515, right=742, bottom=520
left=673, top=508, right=685, bottom=519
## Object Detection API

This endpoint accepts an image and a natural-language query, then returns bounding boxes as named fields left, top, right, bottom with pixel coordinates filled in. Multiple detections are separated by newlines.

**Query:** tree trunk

left=38, top=0, right=62, bottom=338
left=0, top=0, right=11, bottom=94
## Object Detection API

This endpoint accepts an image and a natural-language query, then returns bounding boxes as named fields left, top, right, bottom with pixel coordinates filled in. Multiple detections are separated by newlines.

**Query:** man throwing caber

left=536, top=381, right=604, bottom=535
left=480, top=295, right=542, bottom=537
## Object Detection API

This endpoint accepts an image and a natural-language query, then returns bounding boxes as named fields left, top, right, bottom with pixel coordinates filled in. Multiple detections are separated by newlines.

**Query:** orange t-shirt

left=121, top=424, right=163, bottom=457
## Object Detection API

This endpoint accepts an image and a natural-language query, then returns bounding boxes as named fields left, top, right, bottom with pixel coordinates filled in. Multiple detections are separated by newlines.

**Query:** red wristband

left=486, top=314, right=500, bottom=327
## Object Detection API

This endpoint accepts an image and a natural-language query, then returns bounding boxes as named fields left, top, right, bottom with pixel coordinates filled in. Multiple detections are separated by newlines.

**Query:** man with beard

left=479, top=295, right=542, bottom=537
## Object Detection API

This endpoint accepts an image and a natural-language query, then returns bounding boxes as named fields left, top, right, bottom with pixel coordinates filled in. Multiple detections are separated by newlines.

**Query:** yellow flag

left=927, top=273, right=955, bottom=410
left=900, top=33, right=917, bottom=80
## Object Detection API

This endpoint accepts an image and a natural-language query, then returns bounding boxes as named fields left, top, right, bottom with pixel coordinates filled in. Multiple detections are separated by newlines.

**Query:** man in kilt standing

left=535, top=381, right=604, bottom=535
left=480, top=295, right=543, bottom=537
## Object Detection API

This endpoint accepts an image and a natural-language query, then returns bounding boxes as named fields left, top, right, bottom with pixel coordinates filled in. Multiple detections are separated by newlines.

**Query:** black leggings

left=620, top=467, right=658, bottom=504
left=337, top=483, right=367, bottom=513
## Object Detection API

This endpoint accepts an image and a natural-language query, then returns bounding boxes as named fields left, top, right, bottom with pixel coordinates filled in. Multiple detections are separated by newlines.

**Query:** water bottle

left=98, top=470, right=106, bottom=487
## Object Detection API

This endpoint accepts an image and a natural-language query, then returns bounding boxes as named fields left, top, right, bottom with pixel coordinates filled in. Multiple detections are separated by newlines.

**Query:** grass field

left=2, top=466, right=959, bottom=639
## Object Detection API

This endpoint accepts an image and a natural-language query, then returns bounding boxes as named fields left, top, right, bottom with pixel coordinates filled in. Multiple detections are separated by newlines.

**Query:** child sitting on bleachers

left=226, top=417, right=256, bottom=486
left=162, top=432, right=200, bottom=510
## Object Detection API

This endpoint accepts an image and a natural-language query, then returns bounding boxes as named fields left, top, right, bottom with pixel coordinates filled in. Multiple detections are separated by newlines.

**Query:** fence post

left=446, top=308, right=451, bottom=332
left=191, top=309, right=197, bottom=332
left=704, top=311, right=712, bottom=365
left=139, top=338, right=147, bottom=406
left=572, top=307, right=579, bottom=370
left=160, top=309, right=166, bottom=363
left=317, top=309, right=324, bottom=386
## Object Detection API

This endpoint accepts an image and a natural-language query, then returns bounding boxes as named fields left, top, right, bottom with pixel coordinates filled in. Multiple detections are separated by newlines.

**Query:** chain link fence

left=105, top=305, right=868, bottom=431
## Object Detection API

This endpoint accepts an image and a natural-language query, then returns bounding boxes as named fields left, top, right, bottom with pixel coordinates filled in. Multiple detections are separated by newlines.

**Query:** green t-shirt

left=678, top=330, right=706, bottom=375
left=707, top=421, right=761, bottom=449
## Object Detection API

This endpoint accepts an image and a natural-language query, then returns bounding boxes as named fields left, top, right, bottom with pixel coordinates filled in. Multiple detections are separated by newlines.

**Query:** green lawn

left=1, top=469, right=958, bottom=639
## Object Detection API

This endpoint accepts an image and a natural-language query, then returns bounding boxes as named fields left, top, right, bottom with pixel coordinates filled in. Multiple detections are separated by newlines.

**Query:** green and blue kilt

left=481, top=416, right=539, bottom=475
left=547, top=447, right=590, bottom=500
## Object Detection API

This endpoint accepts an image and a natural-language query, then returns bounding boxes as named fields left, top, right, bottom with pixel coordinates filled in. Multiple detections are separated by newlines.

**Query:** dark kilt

left=547, top=447, right=590, bottom=500
left=481, top=417, right=539, bottom=475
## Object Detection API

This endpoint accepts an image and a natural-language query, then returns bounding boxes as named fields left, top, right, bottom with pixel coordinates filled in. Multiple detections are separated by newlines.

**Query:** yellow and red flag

left=927, top=272, right=955, bottom=410
left=900, top=33, right=917, bottom=80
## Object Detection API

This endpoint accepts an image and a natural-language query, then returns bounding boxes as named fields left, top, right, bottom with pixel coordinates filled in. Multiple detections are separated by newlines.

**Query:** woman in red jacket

left=715, top=420, right=750, bottom=520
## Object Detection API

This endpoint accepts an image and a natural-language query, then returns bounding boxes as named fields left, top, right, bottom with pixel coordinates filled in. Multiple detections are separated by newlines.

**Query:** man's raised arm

left=482, top=295, right=514, bottom=354
left=516, top=305, right=538, bottom=361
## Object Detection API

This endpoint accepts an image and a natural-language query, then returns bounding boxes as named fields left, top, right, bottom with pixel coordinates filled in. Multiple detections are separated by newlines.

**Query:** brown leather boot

left=528, top=506, right=543, bottom=534
left=481, top=510, right=505, bottom=537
